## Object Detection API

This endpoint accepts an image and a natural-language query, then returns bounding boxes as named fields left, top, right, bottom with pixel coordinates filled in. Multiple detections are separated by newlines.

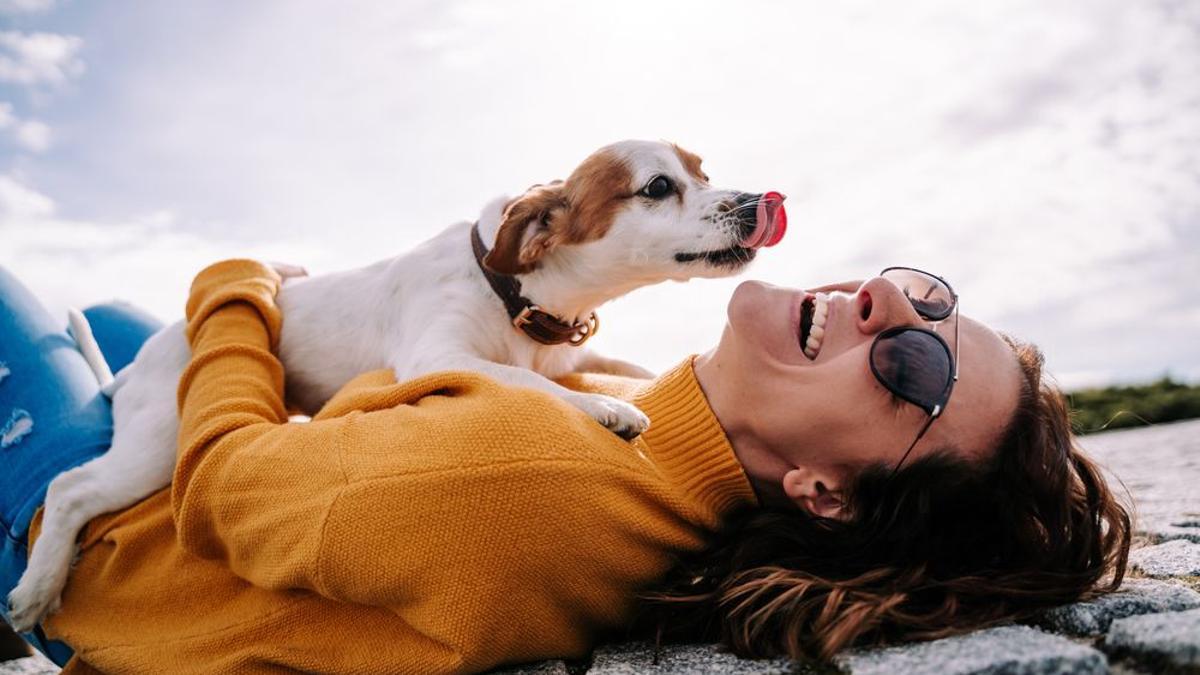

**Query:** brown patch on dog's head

left=484, top=149, right=634, bottom=275
left=560, top=149, right=633, bottom=243
left=672, top=143, right=709, bottom=183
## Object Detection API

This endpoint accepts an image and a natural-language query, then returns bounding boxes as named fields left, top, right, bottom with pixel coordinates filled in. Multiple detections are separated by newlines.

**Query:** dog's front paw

left=565, top=393, right=650, bottom=440
left=6, top=573, right=63, bottom=633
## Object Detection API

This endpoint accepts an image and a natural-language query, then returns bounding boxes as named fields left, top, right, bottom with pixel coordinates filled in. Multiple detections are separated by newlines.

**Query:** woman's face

left=693, top=274, right=1022, bottom=517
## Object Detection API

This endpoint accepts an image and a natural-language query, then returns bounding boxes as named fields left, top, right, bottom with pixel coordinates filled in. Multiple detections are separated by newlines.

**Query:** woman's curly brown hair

left=634, top=336, right=1131, bottom=660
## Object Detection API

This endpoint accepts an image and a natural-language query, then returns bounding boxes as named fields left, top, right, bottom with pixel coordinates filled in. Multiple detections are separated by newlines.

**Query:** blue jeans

left=0, top=266, right=161, bottom=666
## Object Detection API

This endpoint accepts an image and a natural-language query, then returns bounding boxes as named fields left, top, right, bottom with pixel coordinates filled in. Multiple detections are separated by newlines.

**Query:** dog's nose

left=729, top=192, right=760, bottom=217
left=725, top=192, right=761, bottom=237
left=727, top=192, right=787, bottom=248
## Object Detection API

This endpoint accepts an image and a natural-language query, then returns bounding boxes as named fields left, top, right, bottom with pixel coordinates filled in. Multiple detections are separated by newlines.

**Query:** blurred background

left=1, top=0, right=1198, bottom=398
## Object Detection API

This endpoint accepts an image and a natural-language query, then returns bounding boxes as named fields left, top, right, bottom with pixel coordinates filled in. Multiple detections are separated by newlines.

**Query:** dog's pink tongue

left=742, top=191, right=788, bottom=249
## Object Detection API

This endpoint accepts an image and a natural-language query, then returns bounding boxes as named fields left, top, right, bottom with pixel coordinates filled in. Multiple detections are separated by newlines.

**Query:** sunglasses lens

left=872, top=329, right=953, bottom=414
left=881, top=268, right=954, bottom=320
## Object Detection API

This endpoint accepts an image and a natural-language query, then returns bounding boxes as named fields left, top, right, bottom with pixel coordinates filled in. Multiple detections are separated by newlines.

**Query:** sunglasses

left=869, top=267, right=960, bottom=474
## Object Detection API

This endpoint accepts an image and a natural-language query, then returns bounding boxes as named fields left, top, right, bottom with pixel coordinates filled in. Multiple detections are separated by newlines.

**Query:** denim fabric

left=0, top=266, right=160, bottom=665
left=78, top=303, right=161, bottom=375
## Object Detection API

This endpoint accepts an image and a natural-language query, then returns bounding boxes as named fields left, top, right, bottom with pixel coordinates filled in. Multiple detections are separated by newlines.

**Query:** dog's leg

left=6, top=440, right=175, bottom=631
left=402, top=354, right=650, bottom=440
left=7, top=329, right=185, bottom=632
left=573, top=349, right=656, bottom=379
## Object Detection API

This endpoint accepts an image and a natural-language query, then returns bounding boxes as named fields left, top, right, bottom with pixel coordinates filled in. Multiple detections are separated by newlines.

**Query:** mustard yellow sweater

left=33, top=260, right=758, bottom=674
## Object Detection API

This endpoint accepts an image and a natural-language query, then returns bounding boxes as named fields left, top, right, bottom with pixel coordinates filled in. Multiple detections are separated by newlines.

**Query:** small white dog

left=7, top=139, right=787, bottom=631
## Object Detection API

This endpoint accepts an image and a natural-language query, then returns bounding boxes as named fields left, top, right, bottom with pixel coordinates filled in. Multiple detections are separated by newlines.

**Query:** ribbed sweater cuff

left=633, top=357, right=758, bottom=522
left=185, top=259, right=283, bottom=349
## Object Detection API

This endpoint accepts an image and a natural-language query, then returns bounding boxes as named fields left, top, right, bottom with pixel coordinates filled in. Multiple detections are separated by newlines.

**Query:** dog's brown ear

left=484, top=183, right=568, bottom=275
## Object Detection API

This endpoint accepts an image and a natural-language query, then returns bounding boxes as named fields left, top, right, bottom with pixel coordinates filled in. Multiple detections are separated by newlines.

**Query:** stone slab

left=1079, top=420, right=1200, bottom=545
left=0, top=654, right=58, bottom=675
left=836, top=625, right=1105, bottom=675
left=488, top=659, right=573, bottom=674
left=587, top=642, right=803, bottom=674
left=1129, top=539, right=1200, bottom=577
left=1155, top=519, right=1200, bottom=546
left=1106, top=607, right=1200, bottom=670
left=1038, top=578, right=1200, bottom=636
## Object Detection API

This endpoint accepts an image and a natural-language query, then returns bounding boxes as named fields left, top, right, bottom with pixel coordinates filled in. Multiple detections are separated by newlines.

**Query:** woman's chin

left=726, top=282, right=805, bottom=364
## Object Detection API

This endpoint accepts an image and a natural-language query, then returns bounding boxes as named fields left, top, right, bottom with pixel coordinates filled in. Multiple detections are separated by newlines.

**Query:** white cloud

left=14, top=118, right=50, bottom=151
left=0, top=174, right=328, bottom=322
left=0, top=31, right=84, bottom=86
left=0, top=173, right=54, bottom=219
left=0, top=100, right=53, bottom=152
left=0, top=0, right=55, bottom=14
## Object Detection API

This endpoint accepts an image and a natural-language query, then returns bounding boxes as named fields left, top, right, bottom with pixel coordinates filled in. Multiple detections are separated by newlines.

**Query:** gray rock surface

left=1106, top=607, right=1200, bottom=669
left=1129, top=539, right=1200, bottom=577
left=587, top=642, right=802, bottom=674
left=836, top=625, right=1106, bottom=675
left=489, top=659, right=573, bottom=675
left=0, top=654, right=58, bottom=675
left=1038, top=578, right=1200, bottom=635
left=1080, top=419, right=1200, bottom=544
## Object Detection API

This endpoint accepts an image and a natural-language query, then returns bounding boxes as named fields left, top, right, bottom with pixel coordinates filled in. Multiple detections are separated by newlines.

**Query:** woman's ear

left=782, top=467, right=846, bottom=520
left=483, top=183, right=568, bottom=275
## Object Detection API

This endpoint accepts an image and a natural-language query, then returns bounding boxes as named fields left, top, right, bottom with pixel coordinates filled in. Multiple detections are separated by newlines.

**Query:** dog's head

left=483, top=140, right=784, bottom=285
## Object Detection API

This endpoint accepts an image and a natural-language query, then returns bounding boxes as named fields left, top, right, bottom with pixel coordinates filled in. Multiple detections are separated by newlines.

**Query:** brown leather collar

left=470, top=222, right=598, bottom=346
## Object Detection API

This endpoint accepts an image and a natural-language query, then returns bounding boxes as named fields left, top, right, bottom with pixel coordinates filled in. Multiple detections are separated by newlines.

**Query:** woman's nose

left=854, top=276, right=924, bottom=335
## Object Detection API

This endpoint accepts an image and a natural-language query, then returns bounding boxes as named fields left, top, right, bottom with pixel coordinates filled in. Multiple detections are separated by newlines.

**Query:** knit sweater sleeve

left=172, top=259, right=317, bottom=587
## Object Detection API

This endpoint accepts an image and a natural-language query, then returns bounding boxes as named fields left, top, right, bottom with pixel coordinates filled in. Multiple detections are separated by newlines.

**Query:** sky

left=1, top=0, right=1198, bottom=389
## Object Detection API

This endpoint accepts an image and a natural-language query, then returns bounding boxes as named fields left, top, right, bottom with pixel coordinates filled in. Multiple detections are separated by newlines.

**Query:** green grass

left=1067, top=377, right=1200, bottom=434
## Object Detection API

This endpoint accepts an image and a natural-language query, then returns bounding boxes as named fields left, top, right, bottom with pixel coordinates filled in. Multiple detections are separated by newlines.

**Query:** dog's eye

left=640, top=175, right=674, bottom=199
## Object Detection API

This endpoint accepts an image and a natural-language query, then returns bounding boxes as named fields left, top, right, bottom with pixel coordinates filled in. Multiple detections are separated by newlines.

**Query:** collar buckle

left=568, top=312, right=599, bottom=346
left=513, top=305, right=539, bottom=329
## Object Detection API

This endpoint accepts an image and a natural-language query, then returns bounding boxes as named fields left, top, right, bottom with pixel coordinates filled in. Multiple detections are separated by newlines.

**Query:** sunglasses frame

left=873, top=267, right=961, bottom=474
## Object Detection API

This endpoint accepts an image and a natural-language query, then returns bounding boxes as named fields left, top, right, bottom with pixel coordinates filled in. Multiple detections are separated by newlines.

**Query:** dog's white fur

left=7, top=140, right=765, bottom=631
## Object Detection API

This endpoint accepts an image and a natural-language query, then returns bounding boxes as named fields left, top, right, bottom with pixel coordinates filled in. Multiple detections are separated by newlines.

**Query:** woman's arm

left=172, top=259, right=321, bottom=587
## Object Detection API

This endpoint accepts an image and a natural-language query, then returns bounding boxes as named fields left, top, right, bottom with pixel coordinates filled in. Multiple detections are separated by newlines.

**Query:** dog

left=6, top=139, right=787, bottom=631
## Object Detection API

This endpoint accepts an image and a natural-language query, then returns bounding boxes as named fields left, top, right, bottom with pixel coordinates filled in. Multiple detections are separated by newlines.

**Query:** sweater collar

left=632, top=357, right=759, bottom=525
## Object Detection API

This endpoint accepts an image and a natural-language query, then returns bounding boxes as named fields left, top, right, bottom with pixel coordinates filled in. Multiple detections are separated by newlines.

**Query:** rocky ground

left=3, top=419, right=1198, bottom=674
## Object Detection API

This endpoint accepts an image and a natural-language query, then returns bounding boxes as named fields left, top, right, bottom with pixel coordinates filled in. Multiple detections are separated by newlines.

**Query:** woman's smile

left=798, top=292, right=831, bottom=361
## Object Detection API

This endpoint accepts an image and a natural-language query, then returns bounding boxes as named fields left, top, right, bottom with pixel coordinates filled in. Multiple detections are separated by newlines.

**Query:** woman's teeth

left=803, top=294, right=829, bottom=360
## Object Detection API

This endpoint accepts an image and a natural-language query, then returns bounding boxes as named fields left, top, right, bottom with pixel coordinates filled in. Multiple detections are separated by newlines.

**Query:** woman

left=0, top=260, right=1129, bottom=673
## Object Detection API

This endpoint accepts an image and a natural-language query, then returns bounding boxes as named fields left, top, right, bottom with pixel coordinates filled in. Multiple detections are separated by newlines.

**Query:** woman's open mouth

left=798, top=293, right=829, bottom=360
left=674, top=245, right=756, bottom=267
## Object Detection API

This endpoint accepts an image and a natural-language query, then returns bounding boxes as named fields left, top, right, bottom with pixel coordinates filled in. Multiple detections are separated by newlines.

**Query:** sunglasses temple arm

left=953, top=300, right=961, bottom=381
left=890, top=415, right=936, bottom=478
